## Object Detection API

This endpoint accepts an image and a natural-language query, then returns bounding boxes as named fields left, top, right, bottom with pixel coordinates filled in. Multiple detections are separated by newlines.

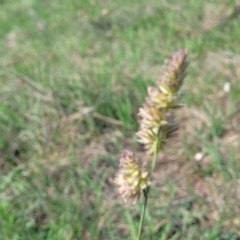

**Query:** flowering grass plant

left=115, top=49, right=188, bottom=239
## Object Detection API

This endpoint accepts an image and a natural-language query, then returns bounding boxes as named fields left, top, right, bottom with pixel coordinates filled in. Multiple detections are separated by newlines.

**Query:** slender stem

left=151, top=129, right=161, bottom=172
left=136, top=135, right=160, bottom=240
left=136, top=188, right=149, bottom=240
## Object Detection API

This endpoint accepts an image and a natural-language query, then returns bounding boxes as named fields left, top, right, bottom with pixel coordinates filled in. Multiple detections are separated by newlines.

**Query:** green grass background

left=1, top=0, right=240, bottom=239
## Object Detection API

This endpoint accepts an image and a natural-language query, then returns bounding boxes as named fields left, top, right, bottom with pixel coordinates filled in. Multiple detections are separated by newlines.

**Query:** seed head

left=136, top=49, right=188, bottom=155
left=114, top=150, right=151, bottom=203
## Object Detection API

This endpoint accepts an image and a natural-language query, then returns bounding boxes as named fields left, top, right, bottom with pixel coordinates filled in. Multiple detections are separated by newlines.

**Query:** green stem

left=136, top=188, right=149, bottom=240
left=151, top=129, right=161, bottom=172
left=136, top=134, right=160, bottom=240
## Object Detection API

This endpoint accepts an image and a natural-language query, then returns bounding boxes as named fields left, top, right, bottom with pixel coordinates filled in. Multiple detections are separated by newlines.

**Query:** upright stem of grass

left=136, top=187, right=149, bottom=240
left=136, top=135, right=160, bottom=240
left=151, top=130, right=161, bottom=172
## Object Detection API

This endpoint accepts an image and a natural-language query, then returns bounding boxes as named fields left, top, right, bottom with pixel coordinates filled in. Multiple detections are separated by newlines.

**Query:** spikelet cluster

left=136, top=49, right=188, bottom=155
left=115, top=50, right=188, bottom=203
left=114, top=150, right=151, bottom=203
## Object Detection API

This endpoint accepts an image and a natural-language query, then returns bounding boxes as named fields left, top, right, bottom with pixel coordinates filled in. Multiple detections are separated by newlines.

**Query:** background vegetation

left=1, top=0, right=240, bottom=239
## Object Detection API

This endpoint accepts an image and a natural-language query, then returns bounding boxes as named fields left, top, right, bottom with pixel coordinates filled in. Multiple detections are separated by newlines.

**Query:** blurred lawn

left=1, top=0, right=240, bottom=239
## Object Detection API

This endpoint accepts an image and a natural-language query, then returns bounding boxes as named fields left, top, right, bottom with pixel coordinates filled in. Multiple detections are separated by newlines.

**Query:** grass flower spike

left=115, top=49, right=188, bottom=240
left=136, top=49, right=188, bottom=155
left=114, top=150, right=151, bottom=204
